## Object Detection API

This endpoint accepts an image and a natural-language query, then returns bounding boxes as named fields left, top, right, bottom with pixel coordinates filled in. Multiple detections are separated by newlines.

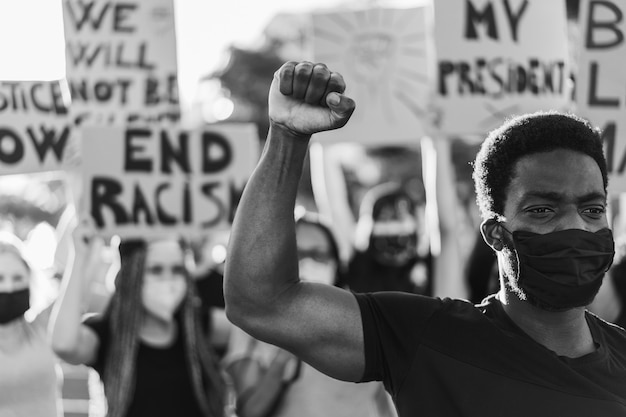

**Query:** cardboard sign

left=81, top=123, right=260, bottom=238
left=311, top=7, right=432, bottom=145
left=576, top=0, right=626, bottom=193
left=434, top=0, right=571, bottom=135
left=62, top=0, right=179, bottom=125
left=0, top=81, right=73, bottom=175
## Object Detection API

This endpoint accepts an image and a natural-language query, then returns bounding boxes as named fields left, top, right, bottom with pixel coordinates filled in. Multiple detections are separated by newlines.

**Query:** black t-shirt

left=85, top=315, right=205, bottom=417
left=356, top=292, right=626, bottom=416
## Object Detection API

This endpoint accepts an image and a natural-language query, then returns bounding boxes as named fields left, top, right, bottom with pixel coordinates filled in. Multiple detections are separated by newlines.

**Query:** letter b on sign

left=586, top=0, right=625, bottom=49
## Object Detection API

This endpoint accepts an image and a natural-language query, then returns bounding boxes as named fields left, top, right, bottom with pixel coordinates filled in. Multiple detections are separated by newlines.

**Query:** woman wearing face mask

left=50, top=226, right=227, bottom=417
left=224, top=211, right=396, bottom=417
left=0, top=232, right=62, bottom=417
left=346, top=183, right=432, bottom=295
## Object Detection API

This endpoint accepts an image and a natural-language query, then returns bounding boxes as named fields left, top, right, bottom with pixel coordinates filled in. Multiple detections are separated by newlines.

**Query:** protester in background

left=345, top=183, right=431, bottom=294
left=225, top=61, right=626, bottom=416
left=590, top=236, right=626, bottom=328
left=311, top=135, right=469, bottom=301
left=192, top=230, right=232, bottom=358
left=0, top=232, right=62, bottom=417
left=50, top=226, right=228, bottom=417
left=225, top=211, right=395, bottom=417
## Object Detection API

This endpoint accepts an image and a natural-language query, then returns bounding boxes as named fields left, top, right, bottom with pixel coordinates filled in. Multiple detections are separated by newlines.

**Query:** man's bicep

left=260, top=283, right=365, bottom=382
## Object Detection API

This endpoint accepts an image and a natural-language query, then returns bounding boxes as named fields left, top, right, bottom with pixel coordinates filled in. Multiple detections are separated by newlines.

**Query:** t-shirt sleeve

left=355, top=292, right=444, bottom=394
left=82, top=314, right=109, bottom=376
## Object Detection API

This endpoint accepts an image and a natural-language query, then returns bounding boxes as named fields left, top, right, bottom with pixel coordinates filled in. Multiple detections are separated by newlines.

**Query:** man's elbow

left=224, top=288, right=252, bottom=330
left=224, top=300, right=243, bottom=328
left=224, top=286, right=273, bottom=335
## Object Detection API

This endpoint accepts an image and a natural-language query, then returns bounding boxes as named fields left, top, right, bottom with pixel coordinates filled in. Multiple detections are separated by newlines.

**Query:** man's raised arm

left=224, top=62, right=364, bottom=381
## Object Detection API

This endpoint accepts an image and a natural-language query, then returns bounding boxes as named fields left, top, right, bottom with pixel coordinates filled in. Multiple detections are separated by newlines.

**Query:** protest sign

left=311, top=7, right=432, bottom=145
left=81, top=123, right=259, bottom=238
left=434, top=0, right=571, bottom=135
left=62, top=0, right=179, bottom=125
left=0, top=81, right=73, bottom=175
left=576, top=0, right=626, bottom=193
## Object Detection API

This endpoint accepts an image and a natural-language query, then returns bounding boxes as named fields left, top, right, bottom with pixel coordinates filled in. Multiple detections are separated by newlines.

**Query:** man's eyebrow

left=576, top=191, right=608, bottom=204
left=521, top=191, right=607, bottom=203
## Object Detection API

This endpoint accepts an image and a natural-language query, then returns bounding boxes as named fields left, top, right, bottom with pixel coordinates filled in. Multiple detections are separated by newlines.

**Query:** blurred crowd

left=1, top=0, right=625, bottom=416
left=0, top=122, right=624, bottom=416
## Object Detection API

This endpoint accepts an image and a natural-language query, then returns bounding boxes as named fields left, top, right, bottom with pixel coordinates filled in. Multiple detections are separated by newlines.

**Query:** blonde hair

left=100, top=239, right=225, bottom=417
left=0, top=231, right=31, bottom=274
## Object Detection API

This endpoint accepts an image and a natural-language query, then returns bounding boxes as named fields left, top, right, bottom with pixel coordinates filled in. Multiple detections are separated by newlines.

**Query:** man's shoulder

left=587, top=311, right=626, bottom=349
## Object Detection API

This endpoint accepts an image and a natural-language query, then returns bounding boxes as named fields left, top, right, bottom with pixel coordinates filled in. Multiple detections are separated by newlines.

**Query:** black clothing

left=356, top=292, right=626, bottom=416
left=196, top=269, right=225, bottom=309
left=82, top=274, right=222, bottom=417
left=85, top=315, right=205, bottom=417
left=345, top=251, right=432, bottom=295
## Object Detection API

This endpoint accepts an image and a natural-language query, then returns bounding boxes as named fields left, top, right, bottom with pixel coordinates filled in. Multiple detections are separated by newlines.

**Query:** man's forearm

left=224, top=123, right=311, bottom=328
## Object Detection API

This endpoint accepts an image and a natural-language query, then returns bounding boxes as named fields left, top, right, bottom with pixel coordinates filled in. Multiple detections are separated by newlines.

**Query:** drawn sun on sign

left=312, top=7, right=431, bottom=130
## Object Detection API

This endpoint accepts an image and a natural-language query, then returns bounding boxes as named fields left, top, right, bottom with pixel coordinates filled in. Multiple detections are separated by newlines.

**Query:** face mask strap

left=498, top=222, right=514, bottom=237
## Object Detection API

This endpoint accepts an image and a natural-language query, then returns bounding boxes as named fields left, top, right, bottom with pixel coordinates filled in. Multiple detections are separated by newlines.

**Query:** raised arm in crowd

left=224, top=60, right=626, bottom=416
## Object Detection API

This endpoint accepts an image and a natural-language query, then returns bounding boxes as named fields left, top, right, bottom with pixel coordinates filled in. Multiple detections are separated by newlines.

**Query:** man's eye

left=527, top=207, right=552, bottom=214
left=584, top=207, right=606, bottom=216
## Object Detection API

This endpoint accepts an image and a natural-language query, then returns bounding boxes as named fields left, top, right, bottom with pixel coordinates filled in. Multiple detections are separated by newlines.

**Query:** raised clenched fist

left=268, top=61, right=356, bottom=137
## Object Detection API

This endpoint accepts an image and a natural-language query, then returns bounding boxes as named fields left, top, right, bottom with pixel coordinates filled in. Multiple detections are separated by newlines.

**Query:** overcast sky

left=0, top=0, right=422, bottom=109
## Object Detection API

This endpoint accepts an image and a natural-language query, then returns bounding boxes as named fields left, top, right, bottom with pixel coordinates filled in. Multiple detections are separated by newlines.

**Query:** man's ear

left=480, top=218, right=504, bottom=251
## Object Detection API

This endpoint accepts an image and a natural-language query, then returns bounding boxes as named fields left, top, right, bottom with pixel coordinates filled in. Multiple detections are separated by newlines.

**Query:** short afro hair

left=473, top=111, right=608, bottom=220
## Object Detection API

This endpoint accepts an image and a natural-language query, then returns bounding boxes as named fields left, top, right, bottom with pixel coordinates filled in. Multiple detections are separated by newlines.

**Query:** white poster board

left=311, top=7, right=432, bottom=145
left=576, top=0, right=626, bottom=193
left=0, top=81, right=73, bottom=175
left=81, top=123, right=260, bottom=238
left=62, top=0, right=179, bottom=125
left=434, top=0, right=571, bottom=135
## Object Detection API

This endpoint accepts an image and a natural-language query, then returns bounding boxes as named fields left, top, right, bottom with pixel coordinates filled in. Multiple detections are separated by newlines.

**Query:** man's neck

left=498, top=288, right=596, bottom=358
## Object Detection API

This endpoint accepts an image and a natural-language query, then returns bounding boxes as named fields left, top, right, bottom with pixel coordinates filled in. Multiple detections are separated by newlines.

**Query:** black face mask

left=370, top=235, right=418, bottom=267
left=0, top=288, right=30, bottom=324
left=506, top=228, right=614, bottom=310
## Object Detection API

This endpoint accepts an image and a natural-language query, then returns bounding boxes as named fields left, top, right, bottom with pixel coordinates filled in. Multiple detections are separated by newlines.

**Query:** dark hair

left=101, top=238, right=225, bottom=417
left=354, top=182, right=417, bottom=252
left=295, top=211, right=343, bottom=285
left=359, top=182, right=415, bottom=221
left=0, top=232, right=31, bottom=274
left=473, top=111, right=608, bottom=220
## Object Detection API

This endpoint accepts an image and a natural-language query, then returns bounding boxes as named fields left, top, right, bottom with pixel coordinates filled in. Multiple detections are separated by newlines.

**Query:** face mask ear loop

left=498, top=222, right=513, bottom=237
left=498, top=222, right=523, bottom=284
